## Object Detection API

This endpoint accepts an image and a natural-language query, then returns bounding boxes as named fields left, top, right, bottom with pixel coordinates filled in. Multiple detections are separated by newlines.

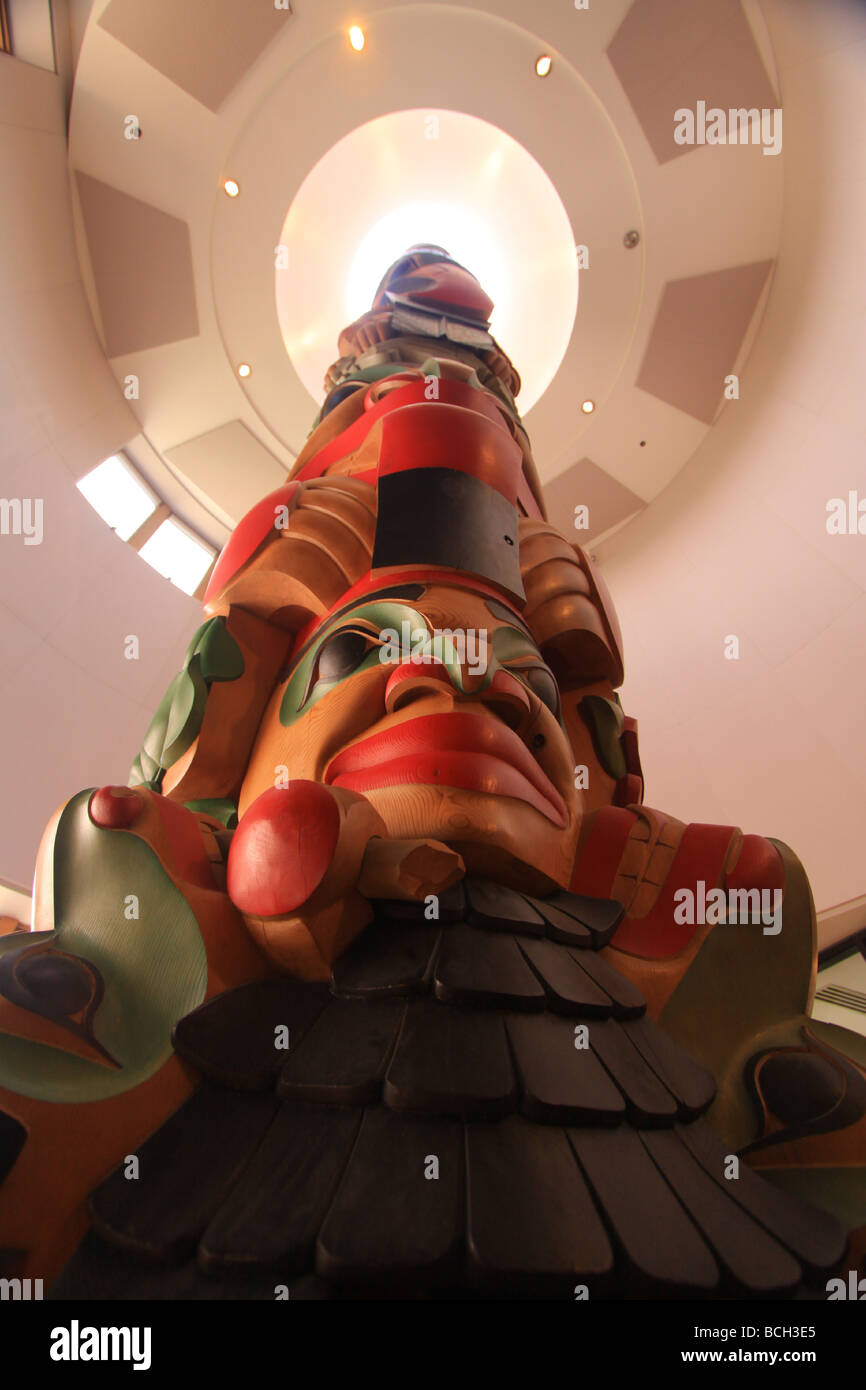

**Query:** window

left=139, top=517, right=215, bottom=596
left=77, top=453, right=215, bottom=595
left=77, top=455, right=158, bottom=541
left=3, top=0, right=55, bottom=69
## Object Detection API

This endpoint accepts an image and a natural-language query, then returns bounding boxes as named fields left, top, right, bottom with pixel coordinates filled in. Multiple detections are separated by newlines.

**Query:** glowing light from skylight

left=139, top=518, right=214, bottom=595
left=76, top=455, right=157, bottom=541
left=346, top=202, right=508, bottom=324
left=276, top=110, right=578, bottom=414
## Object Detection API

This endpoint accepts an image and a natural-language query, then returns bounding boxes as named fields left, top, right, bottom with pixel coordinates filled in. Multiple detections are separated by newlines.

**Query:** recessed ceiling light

left=237, top=363, right=252, bottom=378
left=581, top=399, right=595, bottom=414
left=349, top=26, right=365, bottom=51
left=223, top=179, right=240, bottom=197
left=536, top=55, right=552, bottom=77
left=77, top=455, right=157, bottom=540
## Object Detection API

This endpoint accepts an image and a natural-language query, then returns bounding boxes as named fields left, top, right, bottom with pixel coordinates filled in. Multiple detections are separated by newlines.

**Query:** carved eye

left=320, top=381, right=364, bottom=419
left=295, top=626, right=382, bottom=709
left=315, top=629, right=377, bottom=684
left=17, top=953, right=94, bottom=1014
left=524, top=665, right=560, bottom=716
left=0, top=943, right=99, bottom=1019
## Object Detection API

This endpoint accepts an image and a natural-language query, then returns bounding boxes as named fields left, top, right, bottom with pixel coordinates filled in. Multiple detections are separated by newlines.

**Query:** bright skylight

left=277, top=109, right=579, bottom=414
left=345, top=201, right=508, bottom=325
left=76, top=454, right=157, bottom=541
left=139, top=518, right=214, bottom=596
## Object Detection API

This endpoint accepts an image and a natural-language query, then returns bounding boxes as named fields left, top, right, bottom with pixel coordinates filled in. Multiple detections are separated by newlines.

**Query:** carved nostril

left=476, top=668, right=533, bottom=736
left=481, top=698, right=525, bottom=734
left=388, top=683, right=438, bottom=714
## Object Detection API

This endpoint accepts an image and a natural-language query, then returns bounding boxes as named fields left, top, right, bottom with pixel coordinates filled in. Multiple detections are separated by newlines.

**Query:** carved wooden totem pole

left=1, top=246, right=864, bottom=1299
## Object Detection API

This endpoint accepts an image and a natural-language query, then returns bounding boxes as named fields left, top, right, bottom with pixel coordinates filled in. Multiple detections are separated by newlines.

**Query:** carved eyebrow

left=285, top=585, right=428, bottom=674
left=280, top=596, right=430, bottom=687
left=492, top=624, right=545, bottom=661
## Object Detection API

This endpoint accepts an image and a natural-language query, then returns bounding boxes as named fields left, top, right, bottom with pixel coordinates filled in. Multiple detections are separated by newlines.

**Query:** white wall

left=598, top=0, right=866, bottom=924
left=0, top=50, right=199, bottom=890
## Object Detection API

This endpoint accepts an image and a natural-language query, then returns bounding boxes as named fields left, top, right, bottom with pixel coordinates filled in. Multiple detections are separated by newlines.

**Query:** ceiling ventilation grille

left=815, top=985, right=866, bottom=1017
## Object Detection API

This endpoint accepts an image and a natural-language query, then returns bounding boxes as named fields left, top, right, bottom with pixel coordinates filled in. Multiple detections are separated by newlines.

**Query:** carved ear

left=519, top=517, right=624, bottom=688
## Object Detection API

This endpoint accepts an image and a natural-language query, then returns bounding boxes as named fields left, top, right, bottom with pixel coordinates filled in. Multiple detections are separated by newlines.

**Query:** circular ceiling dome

left=275, top=109, right=579, bottom=412
left=67, top=0, right=779, bottom=543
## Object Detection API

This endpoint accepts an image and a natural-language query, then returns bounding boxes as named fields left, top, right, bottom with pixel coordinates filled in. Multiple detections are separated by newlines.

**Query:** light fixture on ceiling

left=623, top=229, right=640, bottom=249
left=581, top=400, right=595, bottom=414
left=76, top=455, right=158, bottom=540
left=349, top=26, right=365, bottom=51
left=223, top=179, right=240, bottom=198
left=536, top=54, right=552, bottom=77
left=237, top=363, right=252, bottom=378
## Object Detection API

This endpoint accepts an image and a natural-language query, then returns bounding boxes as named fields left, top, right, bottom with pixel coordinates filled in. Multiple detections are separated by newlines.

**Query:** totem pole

left=1, top=247, right=863, bottom=1299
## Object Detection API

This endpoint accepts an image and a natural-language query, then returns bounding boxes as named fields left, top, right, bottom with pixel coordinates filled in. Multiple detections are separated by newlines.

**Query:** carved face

left=240, top=580, right=582, bottom=893
left=294, top=357, right=533, bottom=491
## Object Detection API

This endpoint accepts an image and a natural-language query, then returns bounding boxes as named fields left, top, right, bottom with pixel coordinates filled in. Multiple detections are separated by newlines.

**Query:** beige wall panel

left=166, top=420, right=288, bottom=525
left=74, top=171, right=199, bottom=356
left=544, top=456, right=646, bottom=542
left=98, top=0, right=287, bottom=110
left=636, top=261, right=773, bottom=424
left=608, top=0, right=777, bottom=164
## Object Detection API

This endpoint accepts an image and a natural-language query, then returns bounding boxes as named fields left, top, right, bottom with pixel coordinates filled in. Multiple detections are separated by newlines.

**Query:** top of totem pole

left=371, top=244, right=495, bottom=327
left=328, top=243, right=521, bottom=401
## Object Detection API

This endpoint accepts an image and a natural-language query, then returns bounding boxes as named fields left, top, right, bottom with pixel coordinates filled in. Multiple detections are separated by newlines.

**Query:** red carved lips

left=325, top=711, right=568, bottom=827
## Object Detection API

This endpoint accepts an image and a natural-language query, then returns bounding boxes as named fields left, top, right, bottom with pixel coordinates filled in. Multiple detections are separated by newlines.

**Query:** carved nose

left=384, top=659, right=457, bottom=714
left=384, top=660, right=534, bottom=735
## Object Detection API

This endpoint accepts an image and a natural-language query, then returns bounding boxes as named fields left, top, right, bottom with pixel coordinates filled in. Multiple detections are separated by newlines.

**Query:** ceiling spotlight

left=349, top=26, right=365, bottom=51
left=237, top=363, right=252, bottom=378
left=581, top=400, right=595, bottom=414
left=223, top=179, right=240, bottom=197
left=623, top=229, right=640, bottom=249
left=536, top=54, right=552, bottom=77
